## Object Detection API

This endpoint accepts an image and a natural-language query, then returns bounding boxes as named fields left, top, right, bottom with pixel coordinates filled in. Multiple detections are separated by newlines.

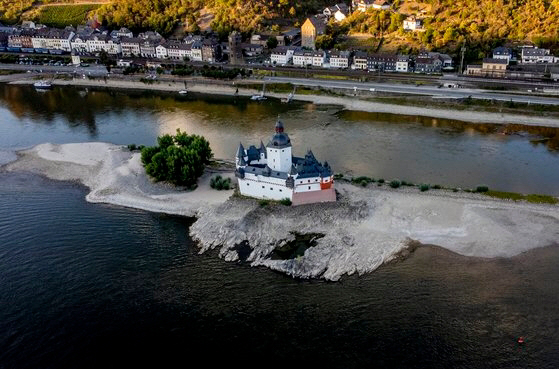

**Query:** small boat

left=178, top=89, right=188, bottom=95
left=33, top=80, right=52, bottom=89
left=251, top=83, right=267, bottom=101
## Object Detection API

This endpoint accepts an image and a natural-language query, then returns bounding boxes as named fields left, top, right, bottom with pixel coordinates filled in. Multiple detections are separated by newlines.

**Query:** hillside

left=340, top=0, right=559, bottom=57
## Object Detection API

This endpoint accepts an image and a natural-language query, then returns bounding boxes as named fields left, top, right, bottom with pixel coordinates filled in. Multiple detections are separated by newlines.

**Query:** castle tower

left=228, top=31, right=244, bottom=65
left=266, top=119, right=292, bottom=172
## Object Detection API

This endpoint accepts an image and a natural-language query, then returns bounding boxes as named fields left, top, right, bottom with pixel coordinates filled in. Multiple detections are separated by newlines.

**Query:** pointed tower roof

left=267, top=118, right=291, bottom=149
left=239, top=155, right=247, bottom=166
left=236, top=143, right=245, bottom=158
left=260, top=140, right=266, bottom=152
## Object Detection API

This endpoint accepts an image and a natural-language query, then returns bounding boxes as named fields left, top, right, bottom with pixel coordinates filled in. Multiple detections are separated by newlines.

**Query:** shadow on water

left=338, top=110, right=559, bottom=152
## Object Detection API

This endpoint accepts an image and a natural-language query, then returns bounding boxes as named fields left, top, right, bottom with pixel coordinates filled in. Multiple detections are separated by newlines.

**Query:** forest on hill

left=94, top=0, right=332, bottom=36
left=339, top=0, right=559, bottom=57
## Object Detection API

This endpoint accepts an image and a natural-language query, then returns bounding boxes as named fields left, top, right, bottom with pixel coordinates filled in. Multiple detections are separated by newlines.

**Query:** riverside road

left=265, top=76, right=559, bottom=105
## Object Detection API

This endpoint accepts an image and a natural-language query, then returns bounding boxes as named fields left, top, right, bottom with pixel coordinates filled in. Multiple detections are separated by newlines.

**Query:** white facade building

left=155, top=44, right=168, bottom=59
left=235, top=120, right=336, bottom=206
left=521, top=47, right=555, bottom=63
left=403, top=16, right=422, bottom=31
left=329, top=51, right=351, bottom=68
left=71, top=35, right=89, bottom=53
left=270, top=47, right=295, bottom=65
left=396, top=54, right=410, bottom=72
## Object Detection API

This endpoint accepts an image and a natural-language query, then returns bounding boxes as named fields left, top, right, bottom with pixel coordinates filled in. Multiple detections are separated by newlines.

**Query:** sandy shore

left=10, top=77, right=559, bottom=127
left=3, top=142, right=558, bottom=280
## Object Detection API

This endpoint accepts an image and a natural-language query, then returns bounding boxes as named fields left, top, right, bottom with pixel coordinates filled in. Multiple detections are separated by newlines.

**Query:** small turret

left=236, top=143, right=245, bottom=158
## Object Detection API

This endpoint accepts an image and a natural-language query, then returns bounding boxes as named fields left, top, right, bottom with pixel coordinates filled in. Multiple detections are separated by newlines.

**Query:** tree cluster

left=140, top=129, right=212, bottom=188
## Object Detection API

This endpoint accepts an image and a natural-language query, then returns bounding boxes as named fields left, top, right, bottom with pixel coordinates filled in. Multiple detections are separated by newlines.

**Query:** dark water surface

left=1, top=173, right=558, bottom=369
left=0, top=84, right=558, bottom=194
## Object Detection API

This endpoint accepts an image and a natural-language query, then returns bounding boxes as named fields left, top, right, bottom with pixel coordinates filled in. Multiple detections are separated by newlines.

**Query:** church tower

left=266, top=119, right=292, bottom=172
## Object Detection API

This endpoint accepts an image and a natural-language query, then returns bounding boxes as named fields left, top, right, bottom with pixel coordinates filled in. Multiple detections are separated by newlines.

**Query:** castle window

left=279, top=189, right=282, bottom=192
left=270, top=187, right=273, bottom=190
left=308, top=180, right=310, bottom=183
left=262, top=186, right=265, bottom=188
left=308, top=186, right=311, bottom=190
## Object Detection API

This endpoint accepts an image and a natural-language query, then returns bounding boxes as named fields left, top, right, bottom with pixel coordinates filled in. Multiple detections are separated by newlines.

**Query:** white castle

left=235, top=119, right=336, bottom=205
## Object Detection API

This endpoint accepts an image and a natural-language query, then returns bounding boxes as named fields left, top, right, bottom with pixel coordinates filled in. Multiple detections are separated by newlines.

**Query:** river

left=0, top=84, right=558, bottom=194
left=1, top=85, right=559, bottom=368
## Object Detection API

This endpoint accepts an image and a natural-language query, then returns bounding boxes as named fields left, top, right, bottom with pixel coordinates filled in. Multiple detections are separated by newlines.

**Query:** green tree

left=141, top=129, right=212, bottom=187
left=266, top=36, right=278, bottom=49
left=315, top=34, right=335, bottom=50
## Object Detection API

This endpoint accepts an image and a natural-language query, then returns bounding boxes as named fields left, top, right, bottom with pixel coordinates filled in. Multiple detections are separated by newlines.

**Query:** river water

left=0, top=84, right=558, bottom=194
left=1, top=85, right=559, bottom=368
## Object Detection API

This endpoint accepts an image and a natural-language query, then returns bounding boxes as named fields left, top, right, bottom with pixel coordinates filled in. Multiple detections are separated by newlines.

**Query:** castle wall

left=238, top=174, right=293, bottom=201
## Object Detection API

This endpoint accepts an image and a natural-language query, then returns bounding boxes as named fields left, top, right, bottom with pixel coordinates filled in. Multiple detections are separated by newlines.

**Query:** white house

left=521, top=47, right=555, bottom=63
left=352, top=51, right=368, bottom=70
left=70, top=34, right=89, bottom=53
left=403, top=16, right=422, bottom=31
left=312, top=50, right=327, bottom=67
left=271, top=46, right=296, bottom=65
left=86, top=34, right=121, bottom=55
left=235, top=119, right=335, bottom=206
left=293, top=50, right=314, bottom=67
left=31, top=28, right=74, bottom=51
left=396, top=54, right=410, bottom=72
left=167, top=42, right=192, bottom=60
left=155, top=43, right=168, bottom=59
left=329, top=50, right=351, bottom=68
left=190, top=41, right=203, bottom=61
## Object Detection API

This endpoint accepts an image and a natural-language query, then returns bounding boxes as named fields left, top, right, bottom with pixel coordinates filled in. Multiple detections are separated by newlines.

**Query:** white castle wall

left=238, top=173, right=293, bottom=201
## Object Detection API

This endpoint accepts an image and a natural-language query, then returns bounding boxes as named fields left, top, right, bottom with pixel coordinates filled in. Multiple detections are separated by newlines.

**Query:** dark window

left=270, top=187, right=273, bottom=190
left=262, top=186, right=265, bottom=188
left=308, top=186, right=311, bottom=190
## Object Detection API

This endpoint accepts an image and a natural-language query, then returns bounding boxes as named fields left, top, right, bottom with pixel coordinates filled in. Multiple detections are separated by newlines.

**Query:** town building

left=241, top=43, right=264, bottom=57
left=403, top=16, right=422, bottom=31
left=367, top=53, right=397, bottom=71
left=282, top=29, right=301, bottom=46
left=521, top=47, right=555, bottom=63
left=293, top=49, right=315, bottom=67
left=31, top=28, right=74, bottom=52
left=270, top=46, right=296, bottom=65
left=492, top=46, right=513, bottom=63
left=301, top=15, right=327, bottom=50
left=466, top=58, right=508, bottom=77
left=120, top=37, right=141, bottom=57
left=396, top=54, right=410, bottom=72
left=354, top=0, right=375, bottom=12
left=202, top=40, right=221, bottom=62
left=235, top=119, right=335, bottom=206
left=329, top=50, right=351, bottom=68
left=551, top=67, right=559, bottom=81
left=323, top=3, right=349, bottom=22
left=415, top=57, right=442, bottom=73
left=372, top=0, right=391, bottom=10
left=190, top=41, right=203, bottom=61
left=352, top=51, right=368, bottom=70
left=109, top=27, right=133, bottom=39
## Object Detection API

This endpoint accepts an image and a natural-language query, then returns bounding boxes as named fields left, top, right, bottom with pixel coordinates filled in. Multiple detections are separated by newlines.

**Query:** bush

left=141, top=129, right=212, bottom=187
left=433, top=184, right=442, bottom=189
left=476, top=185, right=489, bottom=193
left=210, top=175, right=231, bottom=190
left=333, top=173, right=344, bottom=179
left=389, top=180, right=401, bottom=188
left=352, top=176, right=373, bottom=187
left=279, top=198, right=292, bottom=206
left=419, top=184, right=430, bottom=192
left=259, top=199, right=270, bottom=207
left=378, top=178, right=385, bottom=184
left=127, top=144, right=137, bottom=151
